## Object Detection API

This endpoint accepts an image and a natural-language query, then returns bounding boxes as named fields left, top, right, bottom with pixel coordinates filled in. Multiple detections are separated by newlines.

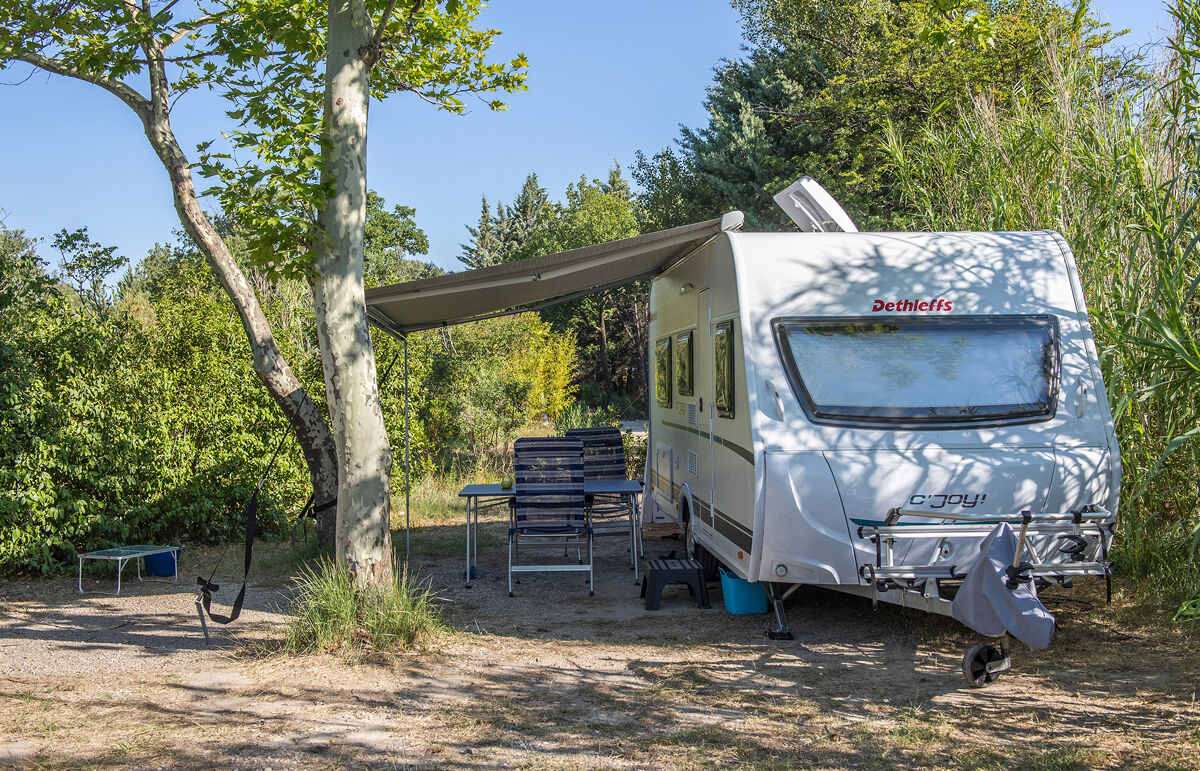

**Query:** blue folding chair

left=509, top=437, right=593, bottom=597
left=567, top=426, right=642, bottom=576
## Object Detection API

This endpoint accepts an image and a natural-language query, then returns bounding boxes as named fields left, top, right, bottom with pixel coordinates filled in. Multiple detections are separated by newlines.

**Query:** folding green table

left=77, top=545, right=181, bottom=596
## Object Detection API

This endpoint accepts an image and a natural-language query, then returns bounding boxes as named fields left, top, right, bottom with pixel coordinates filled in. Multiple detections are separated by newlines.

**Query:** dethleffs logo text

left=872, top=298, right=953, bottom=312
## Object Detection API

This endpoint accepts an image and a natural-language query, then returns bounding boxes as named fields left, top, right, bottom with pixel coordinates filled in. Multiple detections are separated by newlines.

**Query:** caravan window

left=676, top=331, right=694, bottom=396
left=715, top=320, right=735, bottom=418
left=655, top=337, right=672, bottom=408
left=774, top=316, right=1059, bottom=426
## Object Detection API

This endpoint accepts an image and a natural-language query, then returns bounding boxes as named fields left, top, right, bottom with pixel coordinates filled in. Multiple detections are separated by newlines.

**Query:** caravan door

left=695, top=289, right=716, bottom=534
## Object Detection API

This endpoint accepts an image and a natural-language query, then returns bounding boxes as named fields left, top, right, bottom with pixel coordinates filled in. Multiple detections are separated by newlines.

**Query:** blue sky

left=0, top=1, right=1174, bottom=274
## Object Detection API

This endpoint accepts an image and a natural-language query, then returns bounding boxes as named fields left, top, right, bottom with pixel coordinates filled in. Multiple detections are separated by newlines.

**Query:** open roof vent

left=773, top=176, right=858, bottom=233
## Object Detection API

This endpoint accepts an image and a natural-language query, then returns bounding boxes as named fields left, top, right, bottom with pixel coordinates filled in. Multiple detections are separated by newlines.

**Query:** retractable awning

left=365, top=211, right=744, bottom=337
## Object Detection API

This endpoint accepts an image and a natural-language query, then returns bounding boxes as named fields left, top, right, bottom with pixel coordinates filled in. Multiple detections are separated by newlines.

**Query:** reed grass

left=281, top=558, right=446, bottom=656
left=881, top=9, right=1200, bottom=613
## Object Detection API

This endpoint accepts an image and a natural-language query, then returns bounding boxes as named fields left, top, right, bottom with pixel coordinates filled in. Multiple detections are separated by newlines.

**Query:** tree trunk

left=598, top=306, right=614, bottom=396
left=313, top=0, right=394, bottom=587
left=136, top=42, right=341, bottom=541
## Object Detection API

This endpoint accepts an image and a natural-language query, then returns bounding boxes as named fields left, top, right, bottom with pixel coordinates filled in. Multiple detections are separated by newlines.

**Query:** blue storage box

left=719, top=567, right=768, bottom=615
left=143, top=550, right=178, bottom=577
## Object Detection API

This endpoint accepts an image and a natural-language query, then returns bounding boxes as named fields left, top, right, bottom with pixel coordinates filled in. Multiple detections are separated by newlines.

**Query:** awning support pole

left=404, top=335, right=411, bottom=559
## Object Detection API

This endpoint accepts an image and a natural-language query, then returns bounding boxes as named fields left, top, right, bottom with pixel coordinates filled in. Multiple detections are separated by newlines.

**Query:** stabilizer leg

left=766, top=582, right=795, bottom=641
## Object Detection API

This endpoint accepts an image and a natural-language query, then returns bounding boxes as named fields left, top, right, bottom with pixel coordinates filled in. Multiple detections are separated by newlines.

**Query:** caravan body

left=647, top=229, right=1119, bottom=613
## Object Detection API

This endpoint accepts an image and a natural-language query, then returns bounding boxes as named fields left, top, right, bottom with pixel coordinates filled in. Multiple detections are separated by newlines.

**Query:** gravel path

left=2, top=527, right=1198, bottom=769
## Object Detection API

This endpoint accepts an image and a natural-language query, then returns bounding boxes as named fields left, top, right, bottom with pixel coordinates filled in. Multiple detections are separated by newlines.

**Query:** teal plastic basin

left=719, top=567, right=768, bottom=615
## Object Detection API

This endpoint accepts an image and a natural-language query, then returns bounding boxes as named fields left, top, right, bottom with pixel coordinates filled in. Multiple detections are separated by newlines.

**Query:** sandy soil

left=1, top=518, right=1198, bottom=769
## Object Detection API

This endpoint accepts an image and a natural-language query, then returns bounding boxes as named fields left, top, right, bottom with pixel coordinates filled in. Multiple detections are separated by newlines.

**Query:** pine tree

left=602, top=162, right=633, bottom=201
left=459, top=196, right=505, bottom=269
left=501, top=173, right=554, bottom=261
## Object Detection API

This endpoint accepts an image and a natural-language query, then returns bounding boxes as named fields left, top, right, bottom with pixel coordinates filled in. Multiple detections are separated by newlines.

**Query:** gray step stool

left=640, top=558, right=712, bottom=610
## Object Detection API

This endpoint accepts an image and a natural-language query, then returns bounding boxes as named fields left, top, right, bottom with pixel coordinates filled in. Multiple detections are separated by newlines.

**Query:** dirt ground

left=1, top=514, right=1198, bottom=770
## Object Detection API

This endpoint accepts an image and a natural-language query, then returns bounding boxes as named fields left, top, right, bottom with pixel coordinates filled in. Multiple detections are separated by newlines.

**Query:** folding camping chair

left=567, top=426, right=642, bottom=575
left=508, top=436, right=593, bottom=597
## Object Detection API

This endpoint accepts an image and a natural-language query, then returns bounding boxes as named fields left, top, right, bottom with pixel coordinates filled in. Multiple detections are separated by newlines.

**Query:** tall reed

left=882, top=13, right=1200, bottom=611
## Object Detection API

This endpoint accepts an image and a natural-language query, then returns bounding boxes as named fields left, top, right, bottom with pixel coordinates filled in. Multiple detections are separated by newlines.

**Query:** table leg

left=629, top=494, right=639, bottom=581
left=465, top=496, right=473, bottom=587
left=472, top=499, right=480, bottom=575
left=635, top=494, right=644, bottom=557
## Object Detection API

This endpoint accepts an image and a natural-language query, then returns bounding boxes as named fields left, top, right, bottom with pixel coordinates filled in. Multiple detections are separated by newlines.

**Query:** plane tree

left=0, top=0, right=526, bottom=584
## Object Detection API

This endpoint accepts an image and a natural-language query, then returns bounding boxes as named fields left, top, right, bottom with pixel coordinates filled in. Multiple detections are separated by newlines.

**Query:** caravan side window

left=655, top=337, right=672, bottom=408
left=676, top=330, right=694, bottom=396
left=714, top=320, right=735, bottom=418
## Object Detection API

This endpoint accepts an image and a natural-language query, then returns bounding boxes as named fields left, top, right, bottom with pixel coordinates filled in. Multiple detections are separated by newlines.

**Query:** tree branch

left=361, top=0, right=420, bottom=68
left=166, top=13, right=221, bottom=49
left=120, top=0, right=140, bottom=27
left=127, top=0, right=173, bottom=124
left=371, top=0, right=401, bottom=50
left=131, top=51, right=219, bottom=65
left=396, top=84, right=458, bottom=109
left=7, top=51, right=149, bottom=117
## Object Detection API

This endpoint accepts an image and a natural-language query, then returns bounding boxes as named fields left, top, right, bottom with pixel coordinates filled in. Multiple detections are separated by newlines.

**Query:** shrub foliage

left=0, top=219, right=579, bottom=575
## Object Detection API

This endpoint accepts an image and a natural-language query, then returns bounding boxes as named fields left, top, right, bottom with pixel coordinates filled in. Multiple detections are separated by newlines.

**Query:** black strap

left=193, top=354, right=359, bottom=636
left=294, top=493, right=337, bottom=521
left=196, top=488, right=258, bottom=624
left=195, top=426, right=290, bottom=629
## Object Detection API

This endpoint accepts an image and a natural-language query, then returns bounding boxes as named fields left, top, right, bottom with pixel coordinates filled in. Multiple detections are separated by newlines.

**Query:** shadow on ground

left=1, top=517, right=1197, bottom=769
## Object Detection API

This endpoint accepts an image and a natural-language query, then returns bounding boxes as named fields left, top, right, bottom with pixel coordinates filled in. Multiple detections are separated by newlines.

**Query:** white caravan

left=646, top=218, right=1119, bottom=682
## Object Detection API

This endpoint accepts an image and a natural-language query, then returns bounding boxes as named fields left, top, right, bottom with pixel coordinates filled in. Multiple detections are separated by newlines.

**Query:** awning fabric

left=365, top=211, right=744, bottom=337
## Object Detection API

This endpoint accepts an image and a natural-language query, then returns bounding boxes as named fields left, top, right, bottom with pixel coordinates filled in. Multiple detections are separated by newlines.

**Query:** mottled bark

left=313, top=0, right=394, bottom=587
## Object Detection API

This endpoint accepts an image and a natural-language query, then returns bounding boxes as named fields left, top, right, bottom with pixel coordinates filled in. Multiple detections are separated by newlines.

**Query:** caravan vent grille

left=686, top=403, right=698, bottom=426
left=688, top=450, right=699, bottom=476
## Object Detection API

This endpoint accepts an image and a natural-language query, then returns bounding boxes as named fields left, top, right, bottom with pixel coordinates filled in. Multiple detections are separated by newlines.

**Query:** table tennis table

left=77, top=545, right=181, bottom=596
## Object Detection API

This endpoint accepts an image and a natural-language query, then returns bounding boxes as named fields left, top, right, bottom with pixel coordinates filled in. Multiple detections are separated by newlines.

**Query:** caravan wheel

left=962, top=643, right=1006, bottom=688
left=685, top=510, right=719, bottom=582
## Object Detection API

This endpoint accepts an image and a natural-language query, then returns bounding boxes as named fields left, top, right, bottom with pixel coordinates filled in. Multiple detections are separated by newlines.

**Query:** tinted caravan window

left=774, top=316, right=1059, bottom=426
left=676, top=330, right=694, bottom=396
left=715, top=320, right=735, bottom=418
left=655, top=336, right=672, bottom=408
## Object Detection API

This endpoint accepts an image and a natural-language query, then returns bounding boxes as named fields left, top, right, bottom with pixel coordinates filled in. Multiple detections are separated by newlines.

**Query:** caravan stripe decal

left=653, top=479, right=754, bottom=554
left=696, top=499, right=753, bottom=552
left=661, top=420, right=756, bottom=465
left=715, top=514, right=753, bottom=553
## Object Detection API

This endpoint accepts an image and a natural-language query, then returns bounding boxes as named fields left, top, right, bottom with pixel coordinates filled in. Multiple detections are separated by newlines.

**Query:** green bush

left=420, top=314, right=578, bottom=474
left=623, top=430, right=648, bottom=481
left=0, top=231, right=307, bottom=575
